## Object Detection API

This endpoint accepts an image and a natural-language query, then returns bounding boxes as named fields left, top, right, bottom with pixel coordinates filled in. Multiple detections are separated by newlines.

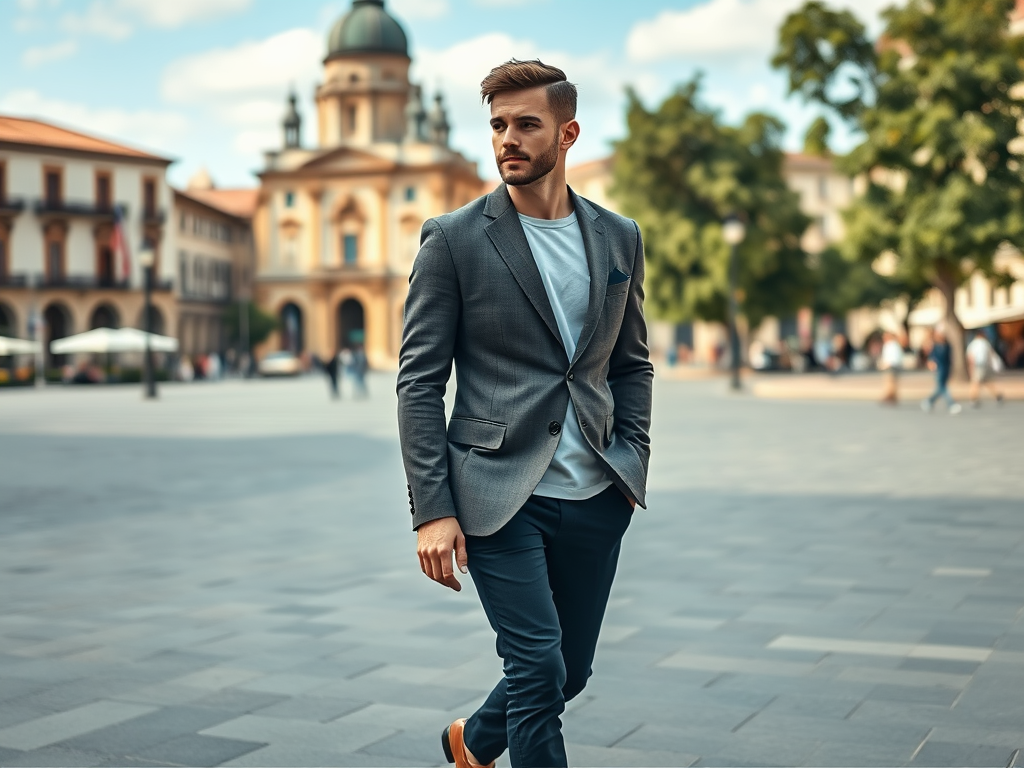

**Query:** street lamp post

left=138, top=246, right=157, bottom=399
left=722, top=215, right=747, bottom=392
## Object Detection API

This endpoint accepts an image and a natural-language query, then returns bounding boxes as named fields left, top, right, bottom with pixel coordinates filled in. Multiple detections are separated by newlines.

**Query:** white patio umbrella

left=50, top=327, right=179, bottom=355
left=0, top=336, right=42, bottom=355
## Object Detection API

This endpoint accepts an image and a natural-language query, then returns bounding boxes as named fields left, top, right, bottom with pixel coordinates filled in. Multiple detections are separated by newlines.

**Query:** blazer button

left=548, top=421, right=561, bottom=436
left=567, top=372, right=574, bottom=381
left=580, top=420, right=588, bottom=428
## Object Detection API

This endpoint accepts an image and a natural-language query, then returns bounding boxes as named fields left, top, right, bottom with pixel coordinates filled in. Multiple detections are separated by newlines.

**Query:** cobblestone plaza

left=0, top=375, right=1021, bottom=767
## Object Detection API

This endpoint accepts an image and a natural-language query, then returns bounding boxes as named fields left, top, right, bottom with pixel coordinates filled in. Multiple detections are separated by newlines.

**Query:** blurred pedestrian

left=921, top=327, right=961, bottom=414
left=178, top=356, right=194, bottom=382
left=879, top=330, right=903, bottom=404
left=349, top=342, right=368, bottom=398
left=324, top=349, right=341, bottom=399
left=966, top=331, right=1005, bottom=407
left=206, top=352, right=221, bottom=381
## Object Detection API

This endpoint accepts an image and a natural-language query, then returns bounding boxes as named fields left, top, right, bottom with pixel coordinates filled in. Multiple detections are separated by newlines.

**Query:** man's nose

left=501, top=128, right=520, bottom=147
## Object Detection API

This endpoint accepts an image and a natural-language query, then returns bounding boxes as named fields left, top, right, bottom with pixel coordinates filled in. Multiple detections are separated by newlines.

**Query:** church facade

left=253, top=0, right=486, bottom=368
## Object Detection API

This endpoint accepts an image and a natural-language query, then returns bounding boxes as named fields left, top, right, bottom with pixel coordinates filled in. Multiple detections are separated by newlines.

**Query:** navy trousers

left=462, top=485, right=633, bottom=767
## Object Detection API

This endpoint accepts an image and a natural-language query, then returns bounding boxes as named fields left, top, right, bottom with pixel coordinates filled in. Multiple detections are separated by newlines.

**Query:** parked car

left=258, top=351, right=302, bottom=377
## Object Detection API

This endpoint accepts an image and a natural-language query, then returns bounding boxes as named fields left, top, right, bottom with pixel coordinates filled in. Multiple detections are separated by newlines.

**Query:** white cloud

left=391, top=0, right=449, bottom=19
left=162, top=29, right=322, bottom=104
left=116, top=0, right=252, bottom=29
left=61, top=1, right=133, bottom=40
left=22, top=40, right=78, bottom=67
left=627, top=0, right=892, bottom=63
left=471, top=0, right=547, bottom=5
left=59, top=0, right=251, bottom=40
left=0, top=89, right=189, bottom=157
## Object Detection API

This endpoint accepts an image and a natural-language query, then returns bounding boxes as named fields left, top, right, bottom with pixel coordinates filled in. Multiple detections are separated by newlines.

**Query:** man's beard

left=497, top=133, right=560, bottom=186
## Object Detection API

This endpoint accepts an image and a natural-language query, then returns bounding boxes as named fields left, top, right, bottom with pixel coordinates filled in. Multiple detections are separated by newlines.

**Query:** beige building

left=252, top=0, right=485, bottom=369
left=0, top=115, right=175, bottom=370
left=172, top=173, right=257, bottom=358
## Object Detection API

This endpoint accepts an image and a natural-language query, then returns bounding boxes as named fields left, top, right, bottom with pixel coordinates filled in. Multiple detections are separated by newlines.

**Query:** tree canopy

left=774, top=0, right=1024, bottom=376
left=223, top=301, right=277, bottom=350
left=611, top=79, right=812, bottom=328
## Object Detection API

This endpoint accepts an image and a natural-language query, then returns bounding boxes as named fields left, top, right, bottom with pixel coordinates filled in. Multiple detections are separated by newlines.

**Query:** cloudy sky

left=1, top=0, right=891, bottom=190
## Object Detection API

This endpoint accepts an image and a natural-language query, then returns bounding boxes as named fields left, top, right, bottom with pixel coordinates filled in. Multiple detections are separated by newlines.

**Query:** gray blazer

left=397, top=184, right=654, bottom=536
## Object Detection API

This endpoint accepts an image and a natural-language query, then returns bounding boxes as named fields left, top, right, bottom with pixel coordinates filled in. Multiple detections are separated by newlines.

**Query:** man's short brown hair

left=480, top=59, right=577, bottom=125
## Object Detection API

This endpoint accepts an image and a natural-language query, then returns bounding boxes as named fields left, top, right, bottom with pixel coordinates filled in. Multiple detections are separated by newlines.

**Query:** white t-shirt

left=881, top=339, right=903, bottom=370
left=519, top=211, right=611, bottom=501
left=966, top=336, right=992, bottom=369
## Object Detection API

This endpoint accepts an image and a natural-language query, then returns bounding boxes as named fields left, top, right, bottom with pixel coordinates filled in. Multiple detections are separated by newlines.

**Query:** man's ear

left=560, top=119, right=580, bottom=151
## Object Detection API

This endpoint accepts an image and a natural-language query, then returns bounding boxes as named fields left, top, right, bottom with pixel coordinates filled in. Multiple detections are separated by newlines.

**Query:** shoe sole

left=441, top=725, right=455, bottom=764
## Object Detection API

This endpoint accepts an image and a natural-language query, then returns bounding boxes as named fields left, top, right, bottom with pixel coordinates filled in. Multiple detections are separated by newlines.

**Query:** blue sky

left=1, top=0, right=890, bottom=189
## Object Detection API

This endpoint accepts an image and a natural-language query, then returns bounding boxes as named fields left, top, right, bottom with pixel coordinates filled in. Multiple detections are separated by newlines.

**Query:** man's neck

left=507, top=168, right=573, bottom=220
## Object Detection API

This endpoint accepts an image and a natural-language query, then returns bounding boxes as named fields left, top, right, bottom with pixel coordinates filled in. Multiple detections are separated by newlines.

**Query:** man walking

left=921, top=326, right=961, bottom=414
left=397, top=60, right=653, bottom=767
left=966, top=330, right=1005, bottom=406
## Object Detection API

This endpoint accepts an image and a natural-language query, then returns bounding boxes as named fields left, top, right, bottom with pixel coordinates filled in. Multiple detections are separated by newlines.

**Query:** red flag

left=112, top=205, right=132, bottom=283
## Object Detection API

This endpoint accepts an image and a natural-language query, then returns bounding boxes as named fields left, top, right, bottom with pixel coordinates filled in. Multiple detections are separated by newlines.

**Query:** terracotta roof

left=784, top=152, right=834, bottom=168
left=177, top=187, right=259, bottom=219
left=0, top=115, right=171, bottom=163
left=567, top=156, right=614, bottom=178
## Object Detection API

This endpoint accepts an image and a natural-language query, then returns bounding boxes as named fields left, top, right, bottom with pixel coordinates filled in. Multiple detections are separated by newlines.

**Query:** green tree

left=611, top=79, right=812, bottom=329
left=803, top=116, right=832, bottom=156
left=774, top=0, right=1024, bottom=378
left=223, top=301, right=277, bottom=350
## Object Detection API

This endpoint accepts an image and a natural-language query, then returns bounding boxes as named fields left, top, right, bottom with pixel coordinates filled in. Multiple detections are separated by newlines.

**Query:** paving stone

left=132, top=733, right=266, bottom=767
left=0, top=376, right=1022, bottom=766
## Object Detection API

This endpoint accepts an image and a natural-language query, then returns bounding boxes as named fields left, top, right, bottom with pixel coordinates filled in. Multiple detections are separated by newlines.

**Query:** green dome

left=326, top=0, right=408, bottom=60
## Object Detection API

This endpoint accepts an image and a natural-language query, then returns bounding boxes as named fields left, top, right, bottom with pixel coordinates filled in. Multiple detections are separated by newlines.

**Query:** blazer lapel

left=484, top=186, right=563, bottom=349
left=570, top=188, right=609, bottom=365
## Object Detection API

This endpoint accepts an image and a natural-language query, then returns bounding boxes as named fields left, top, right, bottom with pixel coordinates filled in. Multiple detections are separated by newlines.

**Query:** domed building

left=253, top=0, right=484, bottom=368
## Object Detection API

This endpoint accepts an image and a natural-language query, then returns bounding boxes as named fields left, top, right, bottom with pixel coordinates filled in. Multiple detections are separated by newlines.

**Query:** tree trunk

left=934, top=265, right=967, bottom=382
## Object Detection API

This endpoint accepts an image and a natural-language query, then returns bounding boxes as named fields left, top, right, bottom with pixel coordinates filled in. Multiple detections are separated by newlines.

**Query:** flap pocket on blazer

left=606, top=278, right=630, bottom=296
left=448, top=417, right=507, bottom=450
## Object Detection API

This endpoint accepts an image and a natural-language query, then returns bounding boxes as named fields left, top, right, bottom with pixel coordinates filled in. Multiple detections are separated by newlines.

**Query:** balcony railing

left=35, top=274, right=130, bottom=290
left=0, top=273, right=29, bottom=287
left=33, top=200, right=117, bottom=219
left=0, top=197, right=26, bottom=215
left=142, top=209, right=166, bottom=226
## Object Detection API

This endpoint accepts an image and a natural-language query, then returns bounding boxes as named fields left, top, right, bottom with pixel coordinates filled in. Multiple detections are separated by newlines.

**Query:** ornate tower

left=282, top=90, right=302, bottom=149
left=315, top=0, right=412, bottom=148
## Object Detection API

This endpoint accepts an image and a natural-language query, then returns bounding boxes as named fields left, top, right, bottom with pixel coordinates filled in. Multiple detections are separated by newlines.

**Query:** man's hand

left=416, top=517, right=468, bottom=592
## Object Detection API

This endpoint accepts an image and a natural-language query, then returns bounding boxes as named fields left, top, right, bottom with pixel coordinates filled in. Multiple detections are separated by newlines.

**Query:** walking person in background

left=324, top=349, right=341, bottom=400
left=349, top=340, right=368, bottom=398
left=398, top=60, right=652, bottom=768
left=966, top=330, right=1005, bottom=407
left=921, top=326, right=961, bottom=415
left=879, top=330, right=903, bottom=405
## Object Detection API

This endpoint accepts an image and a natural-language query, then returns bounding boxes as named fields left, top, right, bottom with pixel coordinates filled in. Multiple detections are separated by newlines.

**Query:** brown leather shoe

left=441, top=718, right=494, bottom=768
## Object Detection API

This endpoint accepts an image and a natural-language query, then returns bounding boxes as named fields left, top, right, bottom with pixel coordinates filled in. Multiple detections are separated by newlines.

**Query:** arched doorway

left=90, top=303, right=120, bottom=330
left=44, top=302, right=72, bottom=368
left=338, top=297, right=365, bottom=349
left=280, top=302, right=304, bottom=353
left=137, top=305, right=165, bottom=336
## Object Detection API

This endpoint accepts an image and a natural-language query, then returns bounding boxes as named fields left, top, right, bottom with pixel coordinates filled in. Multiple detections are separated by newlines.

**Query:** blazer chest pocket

left=448, top=416, right=507, bottom=450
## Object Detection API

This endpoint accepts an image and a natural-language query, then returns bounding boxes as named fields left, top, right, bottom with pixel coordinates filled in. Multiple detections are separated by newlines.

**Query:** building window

left=0, top=234, right=7, bottom=279
left=179, top=211, right=187, bottom=232
left=143, top=178, right=156, bottom=217
left=0, top=162, right=6, bottom=204
left=95, top=171, right=112, bottom=211
left=347, top=105, right=357, bottom=133
left=284, top=191, right=295, bottom=208
left=47, top=239, right=64, bottom=281
left=179, top=251, right=188, bottom=295
left=343, top=234, right=358, bottom=265
left=404, top=186, right=416, bottom=202
left=44, top=167, right=62, bottom=206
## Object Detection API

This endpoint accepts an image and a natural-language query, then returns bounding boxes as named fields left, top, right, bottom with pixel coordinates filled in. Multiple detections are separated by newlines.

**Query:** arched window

left=44, top=302, right=72, bottom=367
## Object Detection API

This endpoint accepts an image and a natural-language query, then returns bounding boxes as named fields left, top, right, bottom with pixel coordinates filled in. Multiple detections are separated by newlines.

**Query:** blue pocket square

left=608, top=268, right=630, bottom=285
